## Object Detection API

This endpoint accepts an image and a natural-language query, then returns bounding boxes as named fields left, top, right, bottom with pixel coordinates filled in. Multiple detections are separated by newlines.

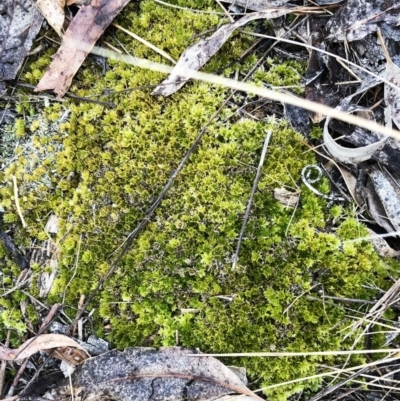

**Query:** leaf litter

left=2, top=0, right=400, bottom=399
left=0, top=333, right=88, bottom=363
left=378, top=29, right=400, bottom=129
left=20, top=347, right=262, bottom=401
left=36, top=0, right=66, bottom=37
left=35, top=0, right=132, bottom=98
left=0, top=0, right=43, bottom=96
left=152, top=8, right=298, bottom=97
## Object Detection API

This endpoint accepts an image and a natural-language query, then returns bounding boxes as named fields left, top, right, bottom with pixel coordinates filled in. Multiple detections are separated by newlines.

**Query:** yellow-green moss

left=0, top=1, right=397, bottom=399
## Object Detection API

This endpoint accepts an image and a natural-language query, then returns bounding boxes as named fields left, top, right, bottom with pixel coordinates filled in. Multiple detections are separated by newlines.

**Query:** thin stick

left=307, top=365, right=381, bottom=401
left=377, top=28, right=392, bottom=65
left=62, top=234, right=82, bottom=305
left=343, top=230, right=400, bottom=243
left=215, top=0, right=234, bottom=22
left=231, top=130, right=272, bottom=270
left=154, top=0, right=226, bottom=15
left=318, top=295, right=376, bottom=305
left=21, top=54, right=271, bottom=394
left=191, top=349, right=400, bottom=357
left=15, top=82, right=116, bottom=108
left=239, top=31, right=400, bottom=95
left=283, top=284, right=319, bottom=315
left=7, top=304, right=61, bottom=397
left=0, top=330, right=11, bottom=398
left=89, top=46, right=400, bottom=141
left=102, top=40, right=123, bottom=54
left=257, top=355, right=400, bottom=393
left=11, top=175, right=27, bottom=228
left=345, top=278, right=400, bottom=343
left=112, top=23, right=176, bottom=64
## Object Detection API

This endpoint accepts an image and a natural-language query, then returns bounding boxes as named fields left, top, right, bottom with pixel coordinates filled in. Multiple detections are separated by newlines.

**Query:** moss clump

left=254, top=57, right=306, bottom=94
left=0, top=1, right=397, bottom=399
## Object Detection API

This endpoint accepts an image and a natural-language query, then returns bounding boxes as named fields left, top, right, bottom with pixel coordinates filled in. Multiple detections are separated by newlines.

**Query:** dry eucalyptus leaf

left=36, top=0, right=66, bottom=36
left=335, top=164, right=360, bottom=205
left=273, top=188, right=299, bottom=208
left=0, top=334, right=89, bottom=362
left=31, top=347, right=263, bottom=401
left=367, top=166, right=400, bottom=232
left=152, top=8, right=296, bottom=97
left=50, top=346, right=89, bottom=366
left=35, top=0, right=131, bottom=98
left=377, top=30, right=400, bottom=130
left=0, top=0, right=43, bottom=89
left=323, top=100, right=388, bottom=164
left=220, top=0, right=291, bottom=10
left=365, top=228, right=400, bottom=258
left=366, top=178, right=395, bottom=234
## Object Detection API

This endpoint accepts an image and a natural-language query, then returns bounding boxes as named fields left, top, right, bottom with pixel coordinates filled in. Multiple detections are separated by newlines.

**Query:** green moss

left=0, top=0, right=398, bottom=399
left=254, top=57, right=306, bottom=94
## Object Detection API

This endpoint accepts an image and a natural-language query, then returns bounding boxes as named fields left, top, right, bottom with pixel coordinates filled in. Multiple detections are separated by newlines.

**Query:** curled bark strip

left=323, top=101, right=388, bottom=164
left=301, top=165, right=345, bottom=202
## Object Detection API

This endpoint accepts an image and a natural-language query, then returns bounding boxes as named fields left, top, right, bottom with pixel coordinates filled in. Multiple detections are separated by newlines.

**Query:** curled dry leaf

left=0, top=334, right=89, bottom=363
left=30, top=347, right=263, bottom=401
left=152, top=8, right=297, bottom=97
left=36, top=0, right=66, bottom=36
left=323, top=100, right=388, bottom=164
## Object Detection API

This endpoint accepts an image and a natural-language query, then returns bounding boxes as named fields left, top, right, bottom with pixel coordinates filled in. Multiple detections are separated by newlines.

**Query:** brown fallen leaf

left=335, top=163, right=360, bottom=205
left=273, top=188, right=299, bottom=208
left=50, top=346, right=89, bottom=365
left=35, top=0, right=131, bottom=98
left=152, top=8, right=298, bottom=97
left=24, top=347, right=263, bottom=401
left=0, top=334, right=89, bottom=362
left=36, top=0, right=65, bottom=36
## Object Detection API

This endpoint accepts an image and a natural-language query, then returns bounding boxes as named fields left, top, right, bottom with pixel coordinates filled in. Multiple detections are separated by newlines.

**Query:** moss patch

left=0, top=0, right=397, bottom=399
